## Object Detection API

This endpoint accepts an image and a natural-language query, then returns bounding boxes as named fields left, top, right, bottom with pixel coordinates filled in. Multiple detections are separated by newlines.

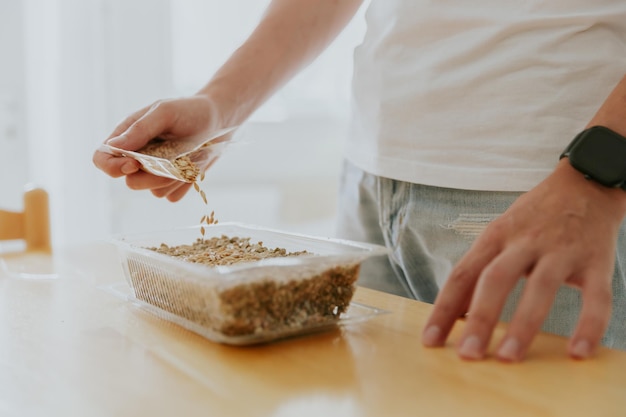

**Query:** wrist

left=195, top=80, right=259, bottom=128
left=192, top=88, right=235, bottom=130
left=556, top=158, right=626, bottom=215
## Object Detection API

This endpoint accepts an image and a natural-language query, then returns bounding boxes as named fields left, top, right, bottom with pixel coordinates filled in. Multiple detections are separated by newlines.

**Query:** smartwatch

left=560, top=126, right=626, bottom=190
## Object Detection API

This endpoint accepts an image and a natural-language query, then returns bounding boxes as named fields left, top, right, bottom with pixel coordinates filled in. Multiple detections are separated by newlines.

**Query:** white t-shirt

left=346, top=0, right=626, bottom=191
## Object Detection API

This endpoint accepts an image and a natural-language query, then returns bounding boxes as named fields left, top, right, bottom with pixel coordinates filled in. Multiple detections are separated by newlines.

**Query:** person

left=93, top=0, right=626, bottom=362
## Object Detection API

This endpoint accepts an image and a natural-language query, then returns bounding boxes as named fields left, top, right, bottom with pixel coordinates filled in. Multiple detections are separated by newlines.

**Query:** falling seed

left=191, top=178, right=219, bottom=238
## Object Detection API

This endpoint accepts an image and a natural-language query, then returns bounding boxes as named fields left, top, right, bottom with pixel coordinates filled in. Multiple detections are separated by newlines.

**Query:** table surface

left=1, top=242, right=625, bottom=417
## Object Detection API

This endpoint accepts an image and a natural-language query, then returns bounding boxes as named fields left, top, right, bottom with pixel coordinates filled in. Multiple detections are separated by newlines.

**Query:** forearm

left=197, top=0, right=364, bottom=127
left=586, top=73, right=626, bottom=136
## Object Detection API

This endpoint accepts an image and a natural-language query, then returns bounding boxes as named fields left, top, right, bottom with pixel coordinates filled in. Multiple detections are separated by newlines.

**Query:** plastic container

left=112, top=222, right=389, bottom=345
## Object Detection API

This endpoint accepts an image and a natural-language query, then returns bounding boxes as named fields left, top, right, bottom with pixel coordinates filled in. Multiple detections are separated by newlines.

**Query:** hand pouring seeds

left=99, top=126, right=239, bottom=182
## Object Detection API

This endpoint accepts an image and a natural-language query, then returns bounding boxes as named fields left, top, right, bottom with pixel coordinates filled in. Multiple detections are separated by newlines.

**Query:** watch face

left=569, top=127, right=626, bottom=187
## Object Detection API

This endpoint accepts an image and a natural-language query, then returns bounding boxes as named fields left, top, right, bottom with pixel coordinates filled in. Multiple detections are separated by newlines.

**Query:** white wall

left=0, top=1, right=28, bottom=210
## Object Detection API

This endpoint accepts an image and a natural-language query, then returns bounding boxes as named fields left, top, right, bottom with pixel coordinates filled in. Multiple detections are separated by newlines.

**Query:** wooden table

left=1, top=242, right=625, bottom=417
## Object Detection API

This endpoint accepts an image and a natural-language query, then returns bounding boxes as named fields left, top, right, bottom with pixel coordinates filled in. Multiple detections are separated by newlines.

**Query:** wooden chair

left=0, top=186, right=51, bottom=254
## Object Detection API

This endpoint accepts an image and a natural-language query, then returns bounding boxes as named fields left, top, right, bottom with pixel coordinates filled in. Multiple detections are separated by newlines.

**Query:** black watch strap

left=560, top=126, right=626, bottom=190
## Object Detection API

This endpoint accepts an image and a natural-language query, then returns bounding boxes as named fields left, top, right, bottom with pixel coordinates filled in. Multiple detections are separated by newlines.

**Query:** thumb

left=107, top=105, right=170, bottom=151
left=106, top=133, right=136, bottom=149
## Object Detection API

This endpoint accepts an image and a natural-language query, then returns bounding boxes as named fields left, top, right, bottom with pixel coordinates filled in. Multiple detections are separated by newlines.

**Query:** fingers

left=125, top=171, right=193, bottom=202
left=126, top=171, right=179, bottom=191
left=495, top=255, right=565, bottom=362
left=93, top=104, right=156, bottom=178
left=92, top=150, right=140, bottom=178
left=426, top=246, right=613, bottom=362
left=568, top=272, right=613, bottom=359
left=107, top=102, right=174, bottom=150
left=94, top=151, right=194, bottom=201
left=107, top=104, right=152, bottom=140
left=455, top=247, right=532, bottom=360
left=161, top=182, right=193, bottom=202
left=422, top=235, right=501, bottom=348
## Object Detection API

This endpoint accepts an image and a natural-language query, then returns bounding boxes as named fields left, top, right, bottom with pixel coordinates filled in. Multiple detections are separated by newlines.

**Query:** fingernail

left=459, top=335, right=483, bottom=360
left=422, top=325, right=441, bottom=346
left=107, top=134, right=126, bottom=146
left=571, top=339, right=591, bottom=359
left=121, top=161, right=139, bottom=175
left=497, top=337, right=520, bottom=362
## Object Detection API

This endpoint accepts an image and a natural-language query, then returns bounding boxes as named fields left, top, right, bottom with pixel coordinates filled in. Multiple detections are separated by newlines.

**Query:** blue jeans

left=335, top=160, right=626, bottom=350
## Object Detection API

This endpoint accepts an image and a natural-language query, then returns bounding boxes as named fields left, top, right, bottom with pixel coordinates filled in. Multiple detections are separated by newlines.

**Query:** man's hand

left=93, top=95, right=218, bottom=202
left=422, top=159, right=626, bottom=361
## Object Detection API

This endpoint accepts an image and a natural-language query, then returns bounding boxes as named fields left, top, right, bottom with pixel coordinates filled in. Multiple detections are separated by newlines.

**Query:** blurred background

left=0, top=0, right=367, bottom=247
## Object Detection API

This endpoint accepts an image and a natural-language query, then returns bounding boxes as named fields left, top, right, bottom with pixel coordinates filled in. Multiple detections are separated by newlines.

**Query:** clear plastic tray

left=111, top=222, right=389, bottom=345
left=99, top=281, right=388, bottom=346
